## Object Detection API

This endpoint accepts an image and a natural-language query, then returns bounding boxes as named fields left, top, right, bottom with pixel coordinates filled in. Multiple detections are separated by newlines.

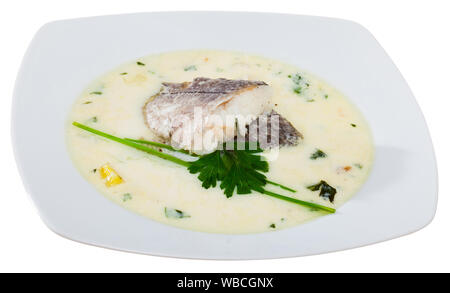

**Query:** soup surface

left=66, top=50, right=374, bottom=234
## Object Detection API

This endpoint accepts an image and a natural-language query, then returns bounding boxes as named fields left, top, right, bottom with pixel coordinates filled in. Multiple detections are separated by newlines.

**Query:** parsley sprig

left=188, top=143, right=268, bottom=197
left=72, top=122, right=335, bottom=213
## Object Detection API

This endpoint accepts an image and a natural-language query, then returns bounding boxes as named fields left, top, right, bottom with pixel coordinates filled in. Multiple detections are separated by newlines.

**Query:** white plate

left=12, top=12, right=438, bottom=259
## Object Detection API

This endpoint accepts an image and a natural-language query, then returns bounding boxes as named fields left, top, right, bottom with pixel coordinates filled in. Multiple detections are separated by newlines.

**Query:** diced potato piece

left=99, top=164, right=123, bottom=187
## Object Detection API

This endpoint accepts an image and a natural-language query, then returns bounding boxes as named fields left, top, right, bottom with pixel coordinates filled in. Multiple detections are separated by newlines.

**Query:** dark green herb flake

left=289, top=73, right=311, bottom=97
left=351, top=123, right=357, bottom=127
left=269, top=223, right=276, bottom=229
left=137, top=61, right=146, bottom=66
left=310, top=149, right=327, bottom=160
left=290, top=73, right=302, bottom=84
left=91, top=117, right=98, bottom=123
left=83, top=101, right=92, bottom=104
left=165, top=207, right=190, bottom=219
left=122, top=193, right=132, bottom=202
left=120, top=72, right=128, bottom=75
left=307, top=180, right=337, bottom=203
left=354, top=163, right=363, bottom=169
left=184, top=65, right=197, bottom=71
left=90, top=91, right=102, bottom=95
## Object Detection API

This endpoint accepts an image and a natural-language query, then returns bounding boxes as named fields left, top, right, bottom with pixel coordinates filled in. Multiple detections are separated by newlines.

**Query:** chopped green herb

left=324, top=94, right=329, bottom=99
left=269, top=223, right=276, bottom=229
left=310, top=149, right=327, bottom=160
left=307, top=180, right=337, bottom=203
left=351, top=123, right=357, bottom=127
left=91, top=117, right=98, bottom=123
left=293, top=87, right=302, bottom=95
left=83, top=101, right=92, bottom=104
left=122, top=193, right=132, bottom=202
left=184, top=65, right=197, bottom=71
left=290, top=73, right=311, bottom=98
left=281, top=218, right=286, bottom=222
left=90, top=91, right=102, bottom=95
left=92, top=168, right=97, bottom=173
left=165, top=207, right=190, bottom=219
left=290, top=73, right=303, bottom=85
left=120, top=72, right=128, bottom=75
left=136, top=61, right=145, bottom=66
left=354, top=163, right=363, bottom=169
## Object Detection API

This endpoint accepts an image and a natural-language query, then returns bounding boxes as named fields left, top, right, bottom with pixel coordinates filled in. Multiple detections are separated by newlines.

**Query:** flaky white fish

left=143, top=77, right=272, bottom=153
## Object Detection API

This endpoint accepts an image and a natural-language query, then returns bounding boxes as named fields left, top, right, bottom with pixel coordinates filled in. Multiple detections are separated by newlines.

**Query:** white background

left=1, top=0, right=448, bottom=273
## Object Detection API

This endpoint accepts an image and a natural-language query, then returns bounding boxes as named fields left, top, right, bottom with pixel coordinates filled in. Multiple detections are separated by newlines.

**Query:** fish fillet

left=143, top=77, right=272, bottom=153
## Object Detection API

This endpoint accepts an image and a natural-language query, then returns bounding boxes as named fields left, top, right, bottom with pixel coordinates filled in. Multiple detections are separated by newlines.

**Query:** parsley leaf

left=188, top=144, right=268, bottom=198
left=188, top=151, right=226, bottom=189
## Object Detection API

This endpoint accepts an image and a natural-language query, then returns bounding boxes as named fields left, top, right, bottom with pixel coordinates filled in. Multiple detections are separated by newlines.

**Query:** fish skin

left=243, top=110, right=303, bottom=149
left=161, top=77, right=267, bottom=97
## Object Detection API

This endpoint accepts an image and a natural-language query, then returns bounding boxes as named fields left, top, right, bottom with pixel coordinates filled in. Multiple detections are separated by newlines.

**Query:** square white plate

left=12, top=12, right=438, bottom=259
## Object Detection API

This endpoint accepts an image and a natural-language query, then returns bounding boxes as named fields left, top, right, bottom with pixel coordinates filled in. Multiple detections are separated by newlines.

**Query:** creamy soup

left=66, top=50, right=374, bottom=234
